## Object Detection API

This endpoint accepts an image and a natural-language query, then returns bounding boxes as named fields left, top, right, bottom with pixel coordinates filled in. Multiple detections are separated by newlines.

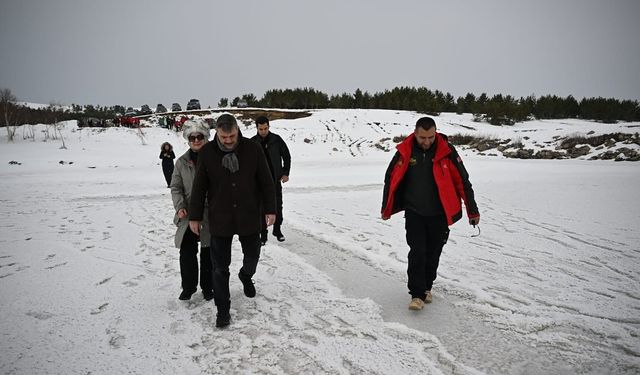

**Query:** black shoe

left=238, top=271, right=256, bottom=298
left=179, top=290, right=195, bottom=300
left=260, top=231, right=268, bottom=246
left=215, top=311, right=231, bottom=328
left=273, top=232, right=285, bottom=242
left=202, top=290, right=214, bottom=301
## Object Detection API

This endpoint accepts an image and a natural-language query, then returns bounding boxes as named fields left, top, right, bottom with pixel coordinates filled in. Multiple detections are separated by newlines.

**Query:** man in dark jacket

left=251, top=116, right=291, bottom=244
left=189, top=113, right=276, bottom=328
left=381, top=117, right=480, bottom=311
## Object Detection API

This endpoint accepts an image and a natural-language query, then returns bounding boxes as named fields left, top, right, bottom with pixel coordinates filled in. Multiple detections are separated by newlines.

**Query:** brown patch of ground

left=176, top=108, right=312, bottom=122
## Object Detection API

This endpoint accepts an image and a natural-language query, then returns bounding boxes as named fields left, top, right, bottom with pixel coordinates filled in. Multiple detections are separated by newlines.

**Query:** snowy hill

left=142, top=109, right=639, bottom=161
left=1, top=109, right=639, bottom=374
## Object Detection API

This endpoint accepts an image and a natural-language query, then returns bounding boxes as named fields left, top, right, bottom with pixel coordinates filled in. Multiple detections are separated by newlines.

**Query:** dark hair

left=255, top=116, right=269, bottom=126
left=415, top=117, right=437, bottom=131
left=216, top=113, right=238, bottom=132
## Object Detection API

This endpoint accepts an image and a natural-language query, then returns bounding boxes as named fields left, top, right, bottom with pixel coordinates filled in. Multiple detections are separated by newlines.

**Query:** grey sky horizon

left=1, top=0, right=639, bottom=108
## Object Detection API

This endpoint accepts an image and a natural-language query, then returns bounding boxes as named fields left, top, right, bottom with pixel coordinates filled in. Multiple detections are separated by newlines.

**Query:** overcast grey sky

left=1, top=0, right=639, bottom=108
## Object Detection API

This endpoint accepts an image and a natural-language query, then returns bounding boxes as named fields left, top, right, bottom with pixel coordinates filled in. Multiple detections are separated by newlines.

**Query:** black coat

left=159, top=150, right=175, bottom=170
left=189, top=136, right=276, bottom=237
left=250, top=132, right=291, bottom=179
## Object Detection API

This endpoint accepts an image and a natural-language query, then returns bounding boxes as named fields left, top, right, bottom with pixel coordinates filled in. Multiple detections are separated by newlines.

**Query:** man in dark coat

left=250, top=116, right=291, bottom=244
left=381, top=117, right=480, bottom=311
left=189, top=113, right=276, bottom=328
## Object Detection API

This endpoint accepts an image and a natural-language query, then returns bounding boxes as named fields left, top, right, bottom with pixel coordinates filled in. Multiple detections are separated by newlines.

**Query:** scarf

left=216, top=136, right=239, bottom=173
left=189, top=149, right=198, bottom=165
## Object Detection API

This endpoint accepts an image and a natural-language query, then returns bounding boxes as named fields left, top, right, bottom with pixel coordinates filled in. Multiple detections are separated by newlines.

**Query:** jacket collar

left=396, top=132, right=451, bottom=161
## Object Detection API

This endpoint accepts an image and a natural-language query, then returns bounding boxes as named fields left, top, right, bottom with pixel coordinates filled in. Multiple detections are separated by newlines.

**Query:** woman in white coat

left=170, top=119, right=213, bottom=301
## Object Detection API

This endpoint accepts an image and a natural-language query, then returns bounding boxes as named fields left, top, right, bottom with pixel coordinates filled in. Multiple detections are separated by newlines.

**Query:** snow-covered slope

left=1, top=110, right=638, bottom=374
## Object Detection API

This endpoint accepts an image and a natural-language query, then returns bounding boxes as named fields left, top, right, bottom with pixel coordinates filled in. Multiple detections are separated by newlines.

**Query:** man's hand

left=281, top=175, right=289, bottom=183
left=265, top=214, right=276, bottom=227
left=177, top=208, right=187, bottom=219
left=189, top=220, right=201, bottom=235
left=469, top=216, right=480, bottom=226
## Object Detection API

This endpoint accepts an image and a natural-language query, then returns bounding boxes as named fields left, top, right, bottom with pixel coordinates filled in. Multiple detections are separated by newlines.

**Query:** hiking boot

left=202, top=290, right=214, bottom=301
left=238, top=271, right=256, bottom=298
left=179, top=290, right=195, bottom=301
left=425, top=290, right=433, bottom=304
left=215, top=311, right=231, bottom=328
left=408, top=297, right=425, bottom=310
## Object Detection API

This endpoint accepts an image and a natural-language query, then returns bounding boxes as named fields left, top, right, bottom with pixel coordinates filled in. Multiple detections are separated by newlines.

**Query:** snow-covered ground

left=1, top=110, right=638, bottom=374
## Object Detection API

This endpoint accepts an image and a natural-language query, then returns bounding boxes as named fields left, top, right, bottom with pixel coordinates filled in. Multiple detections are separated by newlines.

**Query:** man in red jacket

left=381, top=117, right=480, bottom=311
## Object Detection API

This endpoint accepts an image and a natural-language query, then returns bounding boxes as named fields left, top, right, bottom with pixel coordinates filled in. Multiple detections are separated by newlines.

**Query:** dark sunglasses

left=188, top=134, right=205, bottom=142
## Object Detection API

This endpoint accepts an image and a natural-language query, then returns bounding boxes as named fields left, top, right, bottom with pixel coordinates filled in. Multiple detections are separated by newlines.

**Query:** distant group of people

left=160, top=116, right=215, bottom=133
left=160, top=113, right=479, bottom=328
left=165, top=116, right=188, bottom=132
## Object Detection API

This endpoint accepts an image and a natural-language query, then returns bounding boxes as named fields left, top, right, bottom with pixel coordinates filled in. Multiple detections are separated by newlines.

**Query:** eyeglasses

left=188, top=134, right=205, bottom=142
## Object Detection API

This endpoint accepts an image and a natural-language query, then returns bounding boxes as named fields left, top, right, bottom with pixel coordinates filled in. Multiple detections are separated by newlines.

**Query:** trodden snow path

left=0, top=169, right=481, bottom=374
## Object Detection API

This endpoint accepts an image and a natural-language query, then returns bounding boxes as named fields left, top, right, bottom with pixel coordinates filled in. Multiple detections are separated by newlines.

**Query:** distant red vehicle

left=115, top=115, right=140, bottom=127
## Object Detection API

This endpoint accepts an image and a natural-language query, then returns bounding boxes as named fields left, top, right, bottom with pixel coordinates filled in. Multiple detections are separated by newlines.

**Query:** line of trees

left=224, top=87, right=640, bottom=124
left=0, top=88, right=126, bottom=130
left=3, top=85, right=639, bottom=131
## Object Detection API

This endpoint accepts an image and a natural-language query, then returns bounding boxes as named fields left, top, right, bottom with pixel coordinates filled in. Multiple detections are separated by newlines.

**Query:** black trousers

left=261, top=180, right=283, bottom=235
left=210, top=234, right=261, bottom=312
left=162, top=164, right=174, bottom=186
left=179, top=228, right=212, bottom=293
left=405, top=210, right=449, bottom=299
